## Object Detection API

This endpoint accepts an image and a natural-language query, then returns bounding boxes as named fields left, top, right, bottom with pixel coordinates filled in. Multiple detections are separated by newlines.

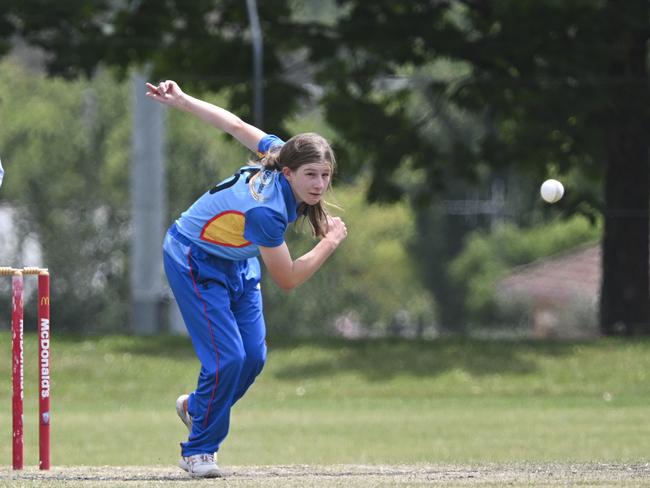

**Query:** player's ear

left=282, top=166, right=293, bottom=180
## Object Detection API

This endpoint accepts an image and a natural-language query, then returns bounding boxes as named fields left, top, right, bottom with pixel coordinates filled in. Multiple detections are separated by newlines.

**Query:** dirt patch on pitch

left=0, top=463, right=648, bottom=487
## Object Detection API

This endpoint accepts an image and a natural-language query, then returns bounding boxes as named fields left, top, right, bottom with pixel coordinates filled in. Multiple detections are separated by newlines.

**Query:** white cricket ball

left=540, top=179, right=564, bottom=203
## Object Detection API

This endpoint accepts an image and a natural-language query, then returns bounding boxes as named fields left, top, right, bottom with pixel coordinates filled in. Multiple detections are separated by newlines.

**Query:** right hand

left=145, top=80, right=186, bottom=109
left=324, top=216, right=348, bottom=247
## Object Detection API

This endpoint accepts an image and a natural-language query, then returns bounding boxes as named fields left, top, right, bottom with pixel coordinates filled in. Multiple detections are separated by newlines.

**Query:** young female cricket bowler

left=146, top=80, right=347, bottom=478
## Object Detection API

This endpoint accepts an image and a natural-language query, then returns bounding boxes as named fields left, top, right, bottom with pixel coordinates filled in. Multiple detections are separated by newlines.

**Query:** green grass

left=0, top=333, right=648, bottom=468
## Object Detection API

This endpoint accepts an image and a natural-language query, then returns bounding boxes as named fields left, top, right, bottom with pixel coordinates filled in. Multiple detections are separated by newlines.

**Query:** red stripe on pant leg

left=187, top=250, right=221, bottom=429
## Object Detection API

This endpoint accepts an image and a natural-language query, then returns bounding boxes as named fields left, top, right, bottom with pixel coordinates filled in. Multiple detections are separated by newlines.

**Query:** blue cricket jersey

left=174, top=134, right=297, bottom=260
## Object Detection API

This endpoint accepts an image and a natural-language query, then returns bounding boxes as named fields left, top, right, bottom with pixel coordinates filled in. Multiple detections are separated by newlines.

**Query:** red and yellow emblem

left=200, top=211, right=251, bottom=248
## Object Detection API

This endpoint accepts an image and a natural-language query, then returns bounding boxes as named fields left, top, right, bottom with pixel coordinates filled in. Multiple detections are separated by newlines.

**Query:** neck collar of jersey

left=279, top=172, right=298, bottom=223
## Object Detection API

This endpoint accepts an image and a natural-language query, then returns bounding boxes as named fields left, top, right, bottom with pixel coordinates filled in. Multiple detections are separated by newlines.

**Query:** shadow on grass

left=266, top=336, right=587, bottom=381
left=52, top=333, right=197, bottom=360
left=49, top=333, right=611, bottom=381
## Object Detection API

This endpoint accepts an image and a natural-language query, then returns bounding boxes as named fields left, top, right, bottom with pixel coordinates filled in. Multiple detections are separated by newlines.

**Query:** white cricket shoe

left=179, top=453, right=221, bottom=478
left=175, top=394, right=192, bottom=431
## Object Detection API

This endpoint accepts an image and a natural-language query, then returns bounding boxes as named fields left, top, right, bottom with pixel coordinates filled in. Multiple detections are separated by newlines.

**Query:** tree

left=306, top=0, right=650, bottom=336
left=1, top=0, right=311, bottom=132
left=0, top=0, right=313, bottom=333
left=0, top=61, right=132, bottom=332
left=4, top=0, right=649, bottom=335
left=0, top=58, right=266, bottom=333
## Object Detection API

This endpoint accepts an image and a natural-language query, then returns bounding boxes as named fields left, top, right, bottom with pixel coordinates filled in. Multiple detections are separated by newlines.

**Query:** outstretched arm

left=145, top=80, right=265, bottom=152
left=258, top=217, right=348, bottom=291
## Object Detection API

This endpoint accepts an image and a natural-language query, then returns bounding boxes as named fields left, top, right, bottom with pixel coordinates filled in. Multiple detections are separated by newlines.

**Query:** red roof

left=497, top=244, right=601, bottom=303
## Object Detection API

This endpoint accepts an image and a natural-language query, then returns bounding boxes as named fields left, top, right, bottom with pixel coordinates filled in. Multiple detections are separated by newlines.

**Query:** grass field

left=0, top=333, right=648, bottom=486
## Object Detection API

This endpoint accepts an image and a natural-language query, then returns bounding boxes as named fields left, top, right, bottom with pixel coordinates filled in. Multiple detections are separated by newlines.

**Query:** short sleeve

left=257, top=134, right=285, bottom=157
left=244, top=206, right=287, bottom=247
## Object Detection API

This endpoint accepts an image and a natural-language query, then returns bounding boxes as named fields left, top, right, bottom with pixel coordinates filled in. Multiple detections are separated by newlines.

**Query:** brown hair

left=250, top=133, right=336, bottom=237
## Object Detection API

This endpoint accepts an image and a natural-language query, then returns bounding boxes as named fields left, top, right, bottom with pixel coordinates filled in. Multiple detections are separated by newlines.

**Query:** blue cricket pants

left=163, top=224, right=267, bottom=456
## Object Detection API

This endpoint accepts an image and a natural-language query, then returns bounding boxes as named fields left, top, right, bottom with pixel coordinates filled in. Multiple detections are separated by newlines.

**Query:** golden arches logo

left=40, top=297, right=50, bottom=306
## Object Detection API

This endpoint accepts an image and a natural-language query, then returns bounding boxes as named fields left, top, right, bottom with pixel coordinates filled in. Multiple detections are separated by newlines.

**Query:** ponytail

left=248, top=148, right=282, bottom=201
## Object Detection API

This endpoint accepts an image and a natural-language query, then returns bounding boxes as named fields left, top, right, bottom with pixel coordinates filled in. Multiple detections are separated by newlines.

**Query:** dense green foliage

left=0, top=61, right=131, bottom=332
left=0, top=60, right=251, bottom=332
left=1, top=0, right=307, bottom=132
left=263, top=180, right=433, bottom=336
left=0, top=333, right=648, bottom=466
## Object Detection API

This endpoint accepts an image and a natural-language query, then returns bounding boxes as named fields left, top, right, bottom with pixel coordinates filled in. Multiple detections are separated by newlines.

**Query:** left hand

left=323, top=216, right=348, bottom=247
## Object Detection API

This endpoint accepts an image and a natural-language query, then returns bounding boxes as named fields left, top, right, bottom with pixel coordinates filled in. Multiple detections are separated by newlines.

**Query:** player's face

left=284, top=162, right=332, bottom=205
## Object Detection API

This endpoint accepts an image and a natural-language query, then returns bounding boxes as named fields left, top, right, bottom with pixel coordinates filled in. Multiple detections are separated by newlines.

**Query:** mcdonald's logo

left=40, top=296, right=50, bottom=306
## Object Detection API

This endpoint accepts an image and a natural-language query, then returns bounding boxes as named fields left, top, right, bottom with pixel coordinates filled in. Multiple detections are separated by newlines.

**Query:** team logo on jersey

left=255, top=170, right=274, bottom=194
